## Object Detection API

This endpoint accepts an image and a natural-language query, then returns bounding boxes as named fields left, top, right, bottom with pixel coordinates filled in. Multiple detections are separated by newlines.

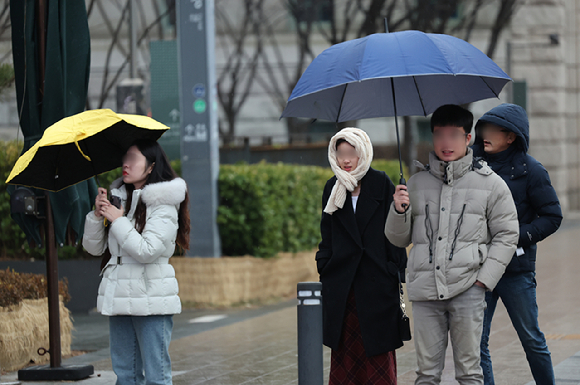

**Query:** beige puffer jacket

left=385, top=149, right=519, bottom=302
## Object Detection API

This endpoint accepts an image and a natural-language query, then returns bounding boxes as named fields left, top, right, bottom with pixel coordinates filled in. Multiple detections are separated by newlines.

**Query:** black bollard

left=297, top=282, right=323, bottom=385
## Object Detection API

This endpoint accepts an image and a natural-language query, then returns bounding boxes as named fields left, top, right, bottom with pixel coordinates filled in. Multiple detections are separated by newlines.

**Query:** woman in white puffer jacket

left=83, top=139, right=190, bottom=385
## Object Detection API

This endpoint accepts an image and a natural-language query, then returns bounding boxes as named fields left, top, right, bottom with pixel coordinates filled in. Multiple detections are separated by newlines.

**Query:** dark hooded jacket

left=472, top=103, right=562, bottom=274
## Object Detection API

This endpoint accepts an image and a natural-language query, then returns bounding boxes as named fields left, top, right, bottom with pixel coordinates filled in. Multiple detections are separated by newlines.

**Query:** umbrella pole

left=390, top=78, right=406, bottom=186
left=39, top=0, right=62, bottom=369
left=44, top=191, right=62, bottom=368
left=394, top=115, right=406, bottom=186
left=384, top=18, right=406, bottom=187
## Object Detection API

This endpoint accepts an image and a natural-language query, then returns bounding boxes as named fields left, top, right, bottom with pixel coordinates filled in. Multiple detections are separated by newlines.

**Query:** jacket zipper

left=425, top=204, right=434, bottom=263
left=449, top=204, right=467, bottom=260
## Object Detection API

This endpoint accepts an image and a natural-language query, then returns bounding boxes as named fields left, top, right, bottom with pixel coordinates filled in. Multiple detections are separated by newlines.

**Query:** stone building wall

left=563, top=0, right=580, bottom=210
left=509, top=0, right=579, bottom=210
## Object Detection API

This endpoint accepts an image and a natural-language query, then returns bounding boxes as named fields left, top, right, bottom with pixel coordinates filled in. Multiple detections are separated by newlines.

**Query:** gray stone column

left=510, top=0, right=570, bottom=209
left=562, top=0, right=580, bottom=209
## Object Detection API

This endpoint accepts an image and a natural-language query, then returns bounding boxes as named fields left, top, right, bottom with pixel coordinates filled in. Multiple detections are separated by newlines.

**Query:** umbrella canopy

left=9, top=0, right=93, bottom=246
left=281, top=30, right=511, bottom=122
left=6, top=109, right=170, bottom=192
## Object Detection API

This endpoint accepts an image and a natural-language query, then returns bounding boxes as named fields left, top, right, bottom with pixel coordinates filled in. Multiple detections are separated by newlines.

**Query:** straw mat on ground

left=0, top=297, right=72, bottom=372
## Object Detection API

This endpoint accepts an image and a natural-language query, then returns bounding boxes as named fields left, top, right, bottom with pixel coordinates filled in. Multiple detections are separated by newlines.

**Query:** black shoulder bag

left=398, top=271, right=412, bottom=341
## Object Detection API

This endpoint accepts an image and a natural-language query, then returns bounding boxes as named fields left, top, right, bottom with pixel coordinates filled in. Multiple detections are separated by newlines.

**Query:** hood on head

left=474, top=103, right=529, bottom=153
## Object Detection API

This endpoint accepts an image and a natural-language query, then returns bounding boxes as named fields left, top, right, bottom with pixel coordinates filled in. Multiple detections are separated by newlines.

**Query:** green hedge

left=217, top=160, right=407, bottom=257
left=371, top=159, right=409, bottom=186
left=0, top=139, right=406, bottom=258
left=217, top=162, right=333, bottom=257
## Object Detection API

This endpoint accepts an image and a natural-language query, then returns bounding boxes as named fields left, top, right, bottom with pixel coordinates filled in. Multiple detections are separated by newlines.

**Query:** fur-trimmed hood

left=110, top=177, right=187, bottom=207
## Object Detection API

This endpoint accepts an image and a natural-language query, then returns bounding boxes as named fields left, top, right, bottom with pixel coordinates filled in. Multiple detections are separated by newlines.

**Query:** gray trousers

left=412, top=285, right=487, bottom=385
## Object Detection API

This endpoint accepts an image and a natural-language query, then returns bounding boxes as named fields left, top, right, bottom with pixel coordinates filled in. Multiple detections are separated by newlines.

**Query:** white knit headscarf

left=324, top=127, right=373, bottom=214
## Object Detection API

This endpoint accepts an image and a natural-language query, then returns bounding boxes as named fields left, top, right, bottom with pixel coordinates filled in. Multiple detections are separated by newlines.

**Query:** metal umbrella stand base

left=18, top=365, right=94, bottom=381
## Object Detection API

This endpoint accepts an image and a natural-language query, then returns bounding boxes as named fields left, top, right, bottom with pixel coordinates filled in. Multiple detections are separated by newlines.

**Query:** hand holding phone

left=110, top=195, right=122, bottom=209
left=103, top=195, right=124, bottom=225
left=94, top=188, right=109, bottom=218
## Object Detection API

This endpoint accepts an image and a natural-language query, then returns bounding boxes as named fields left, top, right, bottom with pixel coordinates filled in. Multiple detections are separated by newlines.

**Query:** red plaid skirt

left=329, top=290, right=397, bottom=385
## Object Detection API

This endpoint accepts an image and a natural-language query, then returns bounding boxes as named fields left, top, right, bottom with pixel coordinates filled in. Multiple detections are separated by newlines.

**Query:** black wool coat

left=316, top=168, right=408, bottom=357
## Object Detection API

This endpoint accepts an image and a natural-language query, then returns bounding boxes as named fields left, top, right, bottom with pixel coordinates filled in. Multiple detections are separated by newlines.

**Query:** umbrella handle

left=399, top=176, right=408, bottom=209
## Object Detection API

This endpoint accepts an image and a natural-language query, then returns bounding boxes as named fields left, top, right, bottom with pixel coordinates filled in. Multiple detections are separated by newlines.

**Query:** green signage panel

left=150, top=40, right=180, bottom=160
left=513, top=80, right=527, bottom=111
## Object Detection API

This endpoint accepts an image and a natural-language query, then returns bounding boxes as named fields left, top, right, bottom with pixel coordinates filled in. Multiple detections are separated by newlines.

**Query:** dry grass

left=0, top=297, right=72, bottom=372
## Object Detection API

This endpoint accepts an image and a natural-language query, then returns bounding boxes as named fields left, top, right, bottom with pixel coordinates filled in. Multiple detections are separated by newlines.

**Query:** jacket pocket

left=409, top=244, right=431, bottom=276
left=316, top=258, right=330, bottom=275
left=475, top=243, right=487, bottom=269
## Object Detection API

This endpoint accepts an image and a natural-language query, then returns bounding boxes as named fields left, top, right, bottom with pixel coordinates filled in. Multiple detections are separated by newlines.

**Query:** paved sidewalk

left=4, top=218, right=580, bottom=384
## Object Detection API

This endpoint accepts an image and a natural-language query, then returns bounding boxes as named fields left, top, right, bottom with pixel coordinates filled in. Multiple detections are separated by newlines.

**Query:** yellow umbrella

left=6, top=109, right=170, bottom=191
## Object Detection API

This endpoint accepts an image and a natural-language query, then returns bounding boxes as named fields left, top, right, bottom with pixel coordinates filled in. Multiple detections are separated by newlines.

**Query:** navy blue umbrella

left=281, top=30, right=511, bottom=183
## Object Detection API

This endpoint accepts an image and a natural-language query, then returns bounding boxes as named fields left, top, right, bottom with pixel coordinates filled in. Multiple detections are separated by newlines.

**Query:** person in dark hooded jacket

left=472, top=103, right=562, bottom=385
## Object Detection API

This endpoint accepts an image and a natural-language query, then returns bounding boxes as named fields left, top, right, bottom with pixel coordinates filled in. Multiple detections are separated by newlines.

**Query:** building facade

left=0, top=0, right=578, bottom=209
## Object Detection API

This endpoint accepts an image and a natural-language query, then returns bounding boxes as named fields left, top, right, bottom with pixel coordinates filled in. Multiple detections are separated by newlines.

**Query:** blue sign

left=193, top=83, right=206, bottom=98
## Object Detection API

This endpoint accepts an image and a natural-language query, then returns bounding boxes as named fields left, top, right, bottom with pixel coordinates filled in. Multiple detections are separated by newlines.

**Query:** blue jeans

left=480, top=272, right=554, bottom=385
left=109, top=315, right=174, bottom=385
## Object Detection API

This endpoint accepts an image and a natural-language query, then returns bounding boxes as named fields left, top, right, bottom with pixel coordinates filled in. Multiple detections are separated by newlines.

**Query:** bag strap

left=397, top=271, right=409, bottom=318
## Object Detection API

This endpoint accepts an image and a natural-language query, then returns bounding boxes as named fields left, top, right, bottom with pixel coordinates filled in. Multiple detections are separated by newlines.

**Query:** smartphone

left=110, top=195, right=122, bottom=209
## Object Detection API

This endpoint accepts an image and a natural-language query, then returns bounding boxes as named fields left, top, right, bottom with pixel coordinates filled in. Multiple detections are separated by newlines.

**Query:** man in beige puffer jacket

left=385, top=105, right=519, bottom=384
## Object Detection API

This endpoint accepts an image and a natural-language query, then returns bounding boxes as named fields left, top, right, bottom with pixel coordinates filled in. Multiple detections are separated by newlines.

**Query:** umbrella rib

left=412, top=76, right=428, bottom=116
left=335, top=84, right=349, bottom=123
left=479, top=76, right=500, bottom=98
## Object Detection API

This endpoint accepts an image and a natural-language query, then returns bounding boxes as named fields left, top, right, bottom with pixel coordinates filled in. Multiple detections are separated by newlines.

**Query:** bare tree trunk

left=357, top=0, right=388, bottom=37
left=285, top=117, right=310, bottom=143
left=283, top=0, right=319, bottom=141
left=215, top=0, right=265, bottom=141
left=87, top=0, right=175, bottom=109
left=486, top=0, right=520, bottom=59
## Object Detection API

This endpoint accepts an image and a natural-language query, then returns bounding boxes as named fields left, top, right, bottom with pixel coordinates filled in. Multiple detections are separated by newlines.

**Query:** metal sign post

left=176, top=0, right=221, bottom=257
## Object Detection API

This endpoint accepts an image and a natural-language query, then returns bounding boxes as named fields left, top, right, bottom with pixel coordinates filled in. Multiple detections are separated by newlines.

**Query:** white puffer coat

left=83, top=177, right=186, bottom=316
left=385, top=150, right=519, bottom=302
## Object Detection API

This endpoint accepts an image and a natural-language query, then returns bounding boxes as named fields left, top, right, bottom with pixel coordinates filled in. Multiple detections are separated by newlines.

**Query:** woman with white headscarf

left=316, top=128, right=407, bottom=385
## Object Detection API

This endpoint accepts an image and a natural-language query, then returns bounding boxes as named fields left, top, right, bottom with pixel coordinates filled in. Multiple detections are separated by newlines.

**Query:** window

left=289, top=0, right=333, bottom=24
